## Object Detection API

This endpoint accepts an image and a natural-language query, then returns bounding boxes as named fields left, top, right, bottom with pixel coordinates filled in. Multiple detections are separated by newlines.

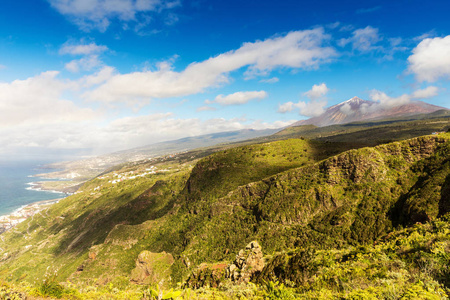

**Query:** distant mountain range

left=290, top=97, right=449, bottom=127
left=39, top=128, right=279, bottom=180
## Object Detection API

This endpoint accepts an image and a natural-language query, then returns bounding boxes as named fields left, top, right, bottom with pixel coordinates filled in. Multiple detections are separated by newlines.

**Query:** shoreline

left=25, top=179, right=83, bottom=195
left=0, top=198, right=63, bottom=234
left=25, top=181, right=68, bottom=194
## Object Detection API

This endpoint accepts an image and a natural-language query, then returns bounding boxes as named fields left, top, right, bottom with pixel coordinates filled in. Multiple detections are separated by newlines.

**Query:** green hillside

left=0, top=131, right=449, bottom=299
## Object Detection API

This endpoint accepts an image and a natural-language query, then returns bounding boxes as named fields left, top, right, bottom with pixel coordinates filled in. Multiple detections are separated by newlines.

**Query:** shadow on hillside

left=53, top=180, right=178, bottom=256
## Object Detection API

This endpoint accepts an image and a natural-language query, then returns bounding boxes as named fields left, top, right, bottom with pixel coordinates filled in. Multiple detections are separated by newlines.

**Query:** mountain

left=0, top=124, right=449, bottom=298
left=290, top=96, right=448, bottom=127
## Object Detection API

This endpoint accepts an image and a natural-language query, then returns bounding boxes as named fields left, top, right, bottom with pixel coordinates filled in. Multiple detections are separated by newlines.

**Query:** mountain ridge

left=291, top=97, right=449, bottom=127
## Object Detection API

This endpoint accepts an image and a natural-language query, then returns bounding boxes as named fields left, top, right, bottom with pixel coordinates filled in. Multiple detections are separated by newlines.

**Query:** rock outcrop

left=184, top=241, right=265, bottom=288
left=130, top=250, right=174, bottom=286
left=226, top=241, right=264, bottom=283
left=183, top=262, right=228, bottom=289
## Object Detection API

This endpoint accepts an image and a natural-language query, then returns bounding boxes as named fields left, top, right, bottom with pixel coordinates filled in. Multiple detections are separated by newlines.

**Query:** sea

left=0, top=160, right=65, bottom=216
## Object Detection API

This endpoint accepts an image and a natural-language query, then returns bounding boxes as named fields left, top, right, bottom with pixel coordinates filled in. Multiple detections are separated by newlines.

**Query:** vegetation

left=0, top=116, right=449, bottom=299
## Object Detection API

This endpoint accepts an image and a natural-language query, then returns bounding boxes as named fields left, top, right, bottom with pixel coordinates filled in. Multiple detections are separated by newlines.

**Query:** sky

left=1, top=0, right=450, bottom=159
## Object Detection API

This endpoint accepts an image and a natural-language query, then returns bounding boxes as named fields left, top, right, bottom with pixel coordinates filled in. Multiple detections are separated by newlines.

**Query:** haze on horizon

left=1, top=0, right=450, bottom=160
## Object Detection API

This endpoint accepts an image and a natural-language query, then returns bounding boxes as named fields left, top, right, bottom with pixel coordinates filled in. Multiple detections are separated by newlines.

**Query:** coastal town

left=0, top=163, right=174, bottom=234
left=0, top=199, right=60, bottom=234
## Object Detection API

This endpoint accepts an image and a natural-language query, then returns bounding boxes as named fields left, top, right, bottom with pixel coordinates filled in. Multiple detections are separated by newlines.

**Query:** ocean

left=0, top=160, right=65, bottom=216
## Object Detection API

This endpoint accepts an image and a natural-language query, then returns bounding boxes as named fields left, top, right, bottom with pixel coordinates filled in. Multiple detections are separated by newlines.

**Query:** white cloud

left=278, top=101, right=295, bottom=113
left=408, top=35, right=450, bottom=82
left=369, top=90, right=411, bottom=109
left=369, top=86, right=439, bottom=109
left=0, top=70, right=291, bottom=156
left=48, top=0, right=180, bottom=32
left=296, top=100, right=327, bottom=117
left=339, top=26, right=382, bottom=52
left=278, top=83, right=329, bottom=117
left=207, top=91, right=268, bottom=106
left=278, top=100, right=327, bottom=117
left=84, top=29, right=336, bottom=105
left=60, top=40, right=108, bottom=73
left=260, top=77, right=279, bottom=83
left=77, top=66, right=116, bottom=88
left=99, top=114, right=289, bottom=148
left=9, top=113, right=286, bottom=154
left=65, top=55, right=103, bottom=72
left=413, top=31, right=436, bottom=42
left=411, top=86, right=439, bottom=99
left=303, top=83, right=329, bottom=100
left=0, top=71, right=96, bottom=128
left=59, top=41, right=108, bottom=55
left=339, top=102, right=355, bottom=116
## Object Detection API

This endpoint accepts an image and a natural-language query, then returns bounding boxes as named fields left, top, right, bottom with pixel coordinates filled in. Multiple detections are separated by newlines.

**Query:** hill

left=0, top=131, right=448, bottom=298
left=34, top=110, right=450, bottom=195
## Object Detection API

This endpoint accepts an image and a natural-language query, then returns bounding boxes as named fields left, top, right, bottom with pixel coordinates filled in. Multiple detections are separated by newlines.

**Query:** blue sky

left=0, top=0, right=450, bottom=158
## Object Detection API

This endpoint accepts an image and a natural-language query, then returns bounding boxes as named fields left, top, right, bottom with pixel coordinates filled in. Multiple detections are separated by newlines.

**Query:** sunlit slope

left=0, top=134, right=448, bottom=289
left=0, top=139, right=326, bottom=284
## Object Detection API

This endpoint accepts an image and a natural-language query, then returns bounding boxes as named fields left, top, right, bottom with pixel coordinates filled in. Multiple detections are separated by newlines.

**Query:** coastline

left=0, top=198, right=63, bottom=234
left=26, top=180, right=83, bottom=195
left=26, top=181, right=68, bottom=194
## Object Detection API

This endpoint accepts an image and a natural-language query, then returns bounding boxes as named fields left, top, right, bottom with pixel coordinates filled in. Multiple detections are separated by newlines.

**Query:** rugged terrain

left=0, top=114, right=449, bottom=299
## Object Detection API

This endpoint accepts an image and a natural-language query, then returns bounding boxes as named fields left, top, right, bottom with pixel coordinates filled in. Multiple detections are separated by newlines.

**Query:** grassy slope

left=0, top=138, right=331, bottom=284
left=274, top=113, right=450, bottom=146
left=177, top=135, right=450, bottom=265
left=0, top=130, right=448, bottom=298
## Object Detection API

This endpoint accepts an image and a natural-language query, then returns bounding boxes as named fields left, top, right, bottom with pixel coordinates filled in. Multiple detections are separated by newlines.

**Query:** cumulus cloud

left=60, top=40, right=108, bottom=72
left=48, top=0, right=180, bottom=32
left=303, top=83, right=329, bottom=99
left=339, top=26, right=382, bottom=52
left=78, top=66, right=116, bottom=87
left=0, top=70, right=290, bottom=155
left=278, top=83, right=329, bottom=117
left=369, top=86, right=439, bottom=109
left=206, top=91, right=268, bottom=106
left=369, top=90, right=410, bottom=108
left=295, top=100, right=327, bottom=117
left=65, top=55, right=103, bottom=73
left=2, top=113, right=289, bottom=154
left=0, top=71, right=96, bottom=128
left=0, top=72, right=103, bottom=155
left=83, top=29, right=337, bottom=104
left=408, top=35, right=450, bottom=82
left=411, top=86, right=439, bottom=99
left=278, top=101, right=296, bottom=113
